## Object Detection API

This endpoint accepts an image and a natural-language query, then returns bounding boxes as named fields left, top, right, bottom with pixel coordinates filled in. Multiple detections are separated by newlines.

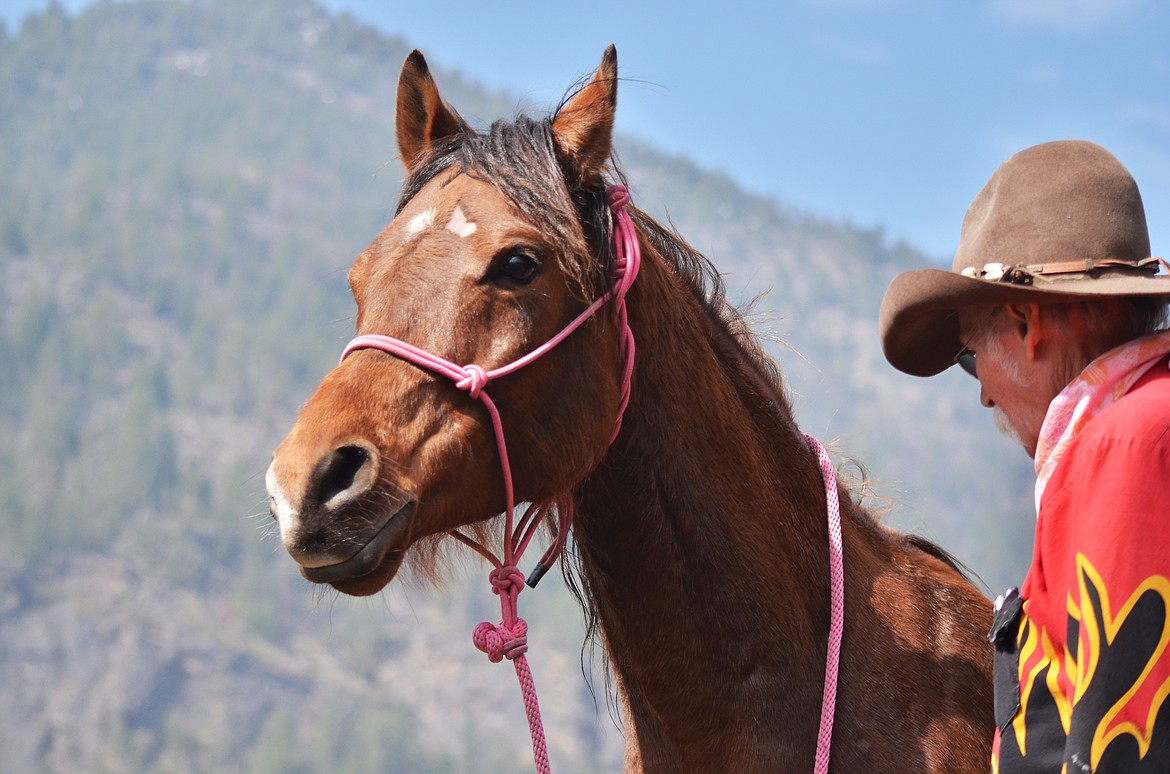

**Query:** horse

left=266, top=46, right=994, bottom=772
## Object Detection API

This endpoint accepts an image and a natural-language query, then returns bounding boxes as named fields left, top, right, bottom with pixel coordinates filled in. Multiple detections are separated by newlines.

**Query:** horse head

left=266, top=47, right=629, bottom=596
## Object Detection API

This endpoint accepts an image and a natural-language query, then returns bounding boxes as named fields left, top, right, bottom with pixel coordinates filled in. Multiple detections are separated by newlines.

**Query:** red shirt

left=993, top=362, right=1170, bottom=772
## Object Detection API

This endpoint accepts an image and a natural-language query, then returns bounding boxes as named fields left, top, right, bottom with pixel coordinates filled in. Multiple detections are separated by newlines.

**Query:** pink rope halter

left=341, top=185, right=639, bottom=774
left=338, top=185, right=845, bottom=773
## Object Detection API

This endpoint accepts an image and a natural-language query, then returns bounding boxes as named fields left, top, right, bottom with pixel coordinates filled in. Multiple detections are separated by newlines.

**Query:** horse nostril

left=311, top=443, right=377, bottom=510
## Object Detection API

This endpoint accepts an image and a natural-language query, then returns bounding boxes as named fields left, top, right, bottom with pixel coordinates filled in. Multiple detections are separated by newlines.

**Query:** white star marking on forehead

left=445, top=205, right=477, bottom=238
left=405, top=208, right=436, bottom=238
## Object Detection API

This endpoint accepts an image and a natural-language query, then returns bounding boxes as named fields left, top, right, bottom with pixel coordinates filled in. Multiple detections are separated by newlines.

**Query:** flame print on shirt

left=1005, top=554, right=1170, bottom=771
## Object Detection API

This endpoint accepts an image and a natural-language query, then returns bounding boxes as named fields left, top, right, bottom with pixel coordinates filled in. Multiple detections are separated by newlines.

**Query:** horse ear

left=552, top=45, right=618, bottom=182
left=396, top=50, right=471, bottom=174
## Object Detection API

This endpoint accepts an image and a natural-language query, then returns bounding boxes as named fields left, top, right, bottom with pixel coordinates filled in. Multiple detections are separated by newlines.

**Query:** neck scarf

left=1034, top=329, right=1170, bottom=513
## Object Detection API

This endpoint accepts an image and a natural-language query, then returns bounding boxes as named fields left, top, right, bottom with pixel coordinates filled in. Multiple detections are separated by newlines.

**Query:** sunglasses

left=954, top=347, right=978, bottom=378
left=953, top=307, right=1001, bottom=379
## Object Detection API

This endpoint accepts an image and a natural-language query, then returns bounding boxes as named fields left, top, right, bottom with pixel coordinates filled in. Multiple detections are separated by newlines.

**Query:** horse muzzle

left=266, top=441, right=418, bottom=594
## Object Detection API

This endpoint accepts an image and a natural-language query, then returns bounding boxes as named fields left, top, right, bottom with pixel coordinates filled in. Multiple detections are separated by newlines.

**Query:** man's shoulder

left=1081, top=361, right=1170, bottom=446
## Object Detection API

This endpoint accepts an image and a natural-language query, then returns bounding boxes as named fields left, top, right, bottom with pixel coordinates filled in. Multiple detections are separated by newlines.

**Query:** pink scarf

left=1033, top=329, right=1170, bottom=512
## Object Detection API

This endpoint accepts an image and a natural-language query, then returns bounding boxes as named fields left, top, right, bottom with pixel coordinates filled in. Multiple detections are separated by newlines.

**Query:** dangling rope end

left=525, top=562, right=550, bottom=588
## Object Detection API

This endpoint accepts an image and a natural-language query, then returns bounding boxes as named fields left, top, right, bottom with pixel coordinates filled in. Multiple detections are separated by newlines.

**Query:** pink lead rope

left=805, top=433, right=845, bottom=774
left=340, top=185, right=844, bottom=773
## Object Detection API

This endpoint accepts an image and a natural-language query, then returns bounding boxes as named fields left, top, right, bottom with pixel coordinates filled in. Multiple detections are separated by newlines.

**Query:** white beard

left=993, top=406, right=1026, bottom=448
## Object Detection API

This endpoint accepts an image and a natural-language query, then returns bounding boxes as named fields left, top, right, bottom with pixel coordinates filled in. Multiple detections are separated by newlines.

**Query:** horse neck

left=570, top=237, right=837, bottom=757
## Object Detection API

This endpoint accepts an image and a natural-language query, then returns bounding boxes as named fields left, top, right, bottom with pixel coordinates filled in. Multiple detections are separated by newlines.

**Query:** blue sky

left=6, top=0, right=1169, bottom=260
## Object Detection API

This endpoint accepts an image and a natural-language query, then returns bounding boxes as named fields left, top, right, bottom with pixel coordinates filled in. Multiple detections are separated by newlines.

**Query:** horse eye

left=495, top=252, right=539, bottom=285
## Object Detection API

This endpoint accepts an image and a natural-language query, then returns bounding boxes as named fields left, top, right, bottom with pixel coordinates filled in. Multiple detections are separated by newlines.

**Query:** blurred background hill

left=0, top=1, right=1036, bottom=771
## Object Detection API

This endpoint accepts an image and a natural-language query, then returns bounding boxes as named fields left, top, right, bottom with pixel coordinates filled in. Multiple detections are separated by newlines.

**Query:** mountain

left=0, top=1, right=1036, bottom=771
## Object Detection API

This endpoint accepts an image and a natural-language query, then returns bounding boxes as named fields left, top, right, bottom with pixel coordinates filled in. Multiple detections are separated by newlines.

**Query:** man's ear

left=1005, top=303, right=1046, bottom=361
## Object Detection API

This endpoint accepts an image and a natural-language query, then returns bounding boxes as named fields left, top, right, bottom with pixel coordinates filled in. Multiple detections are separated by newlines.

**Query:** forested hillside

left=0, top=1, right=1036, bottom=771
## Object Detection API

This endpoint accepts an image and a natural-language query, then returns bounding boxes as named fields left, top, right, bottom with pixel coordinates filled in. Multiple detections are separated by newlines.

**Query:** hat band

left=960, top=256, right=1167, bottom=286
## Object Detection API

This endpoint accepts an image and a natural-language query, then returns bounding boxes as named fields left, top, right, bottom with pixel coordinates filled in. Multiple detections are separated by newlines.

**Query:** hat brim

left=879, top=267, right=1170, bottom=377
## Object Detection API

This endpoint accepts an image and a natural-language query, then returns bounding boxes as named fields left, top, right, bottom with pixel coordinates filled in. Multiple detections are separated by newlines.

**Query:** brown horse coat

left=267, top=46, right=994, bottom=772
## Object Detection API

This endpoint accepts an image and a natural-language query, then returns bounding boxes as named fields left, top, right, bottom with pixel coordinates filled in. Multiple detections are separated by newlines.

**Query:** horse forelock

left=395, top=114, right=615, bottom=303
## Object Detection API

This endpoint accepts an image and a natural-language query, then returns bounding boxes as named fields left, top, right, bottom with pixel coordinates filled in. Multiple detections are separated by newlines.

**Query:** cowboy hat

left=880, top=140, right=1170, bottom=377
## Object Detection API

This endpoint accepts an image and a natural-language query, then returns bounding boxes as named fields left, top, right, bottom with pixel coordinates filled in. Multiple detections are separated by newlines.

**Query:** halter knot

left=489, top=565, right=527, bottom=598
left=473, top=618, right=530, bottom=663
left=456, top=364, right=489, bottom=398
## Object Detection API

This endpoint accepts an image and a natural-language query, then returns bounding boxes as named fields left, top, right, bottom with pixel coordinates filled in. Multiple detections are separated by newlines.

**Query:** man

left=879, top=140, right=1170, bottom=772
